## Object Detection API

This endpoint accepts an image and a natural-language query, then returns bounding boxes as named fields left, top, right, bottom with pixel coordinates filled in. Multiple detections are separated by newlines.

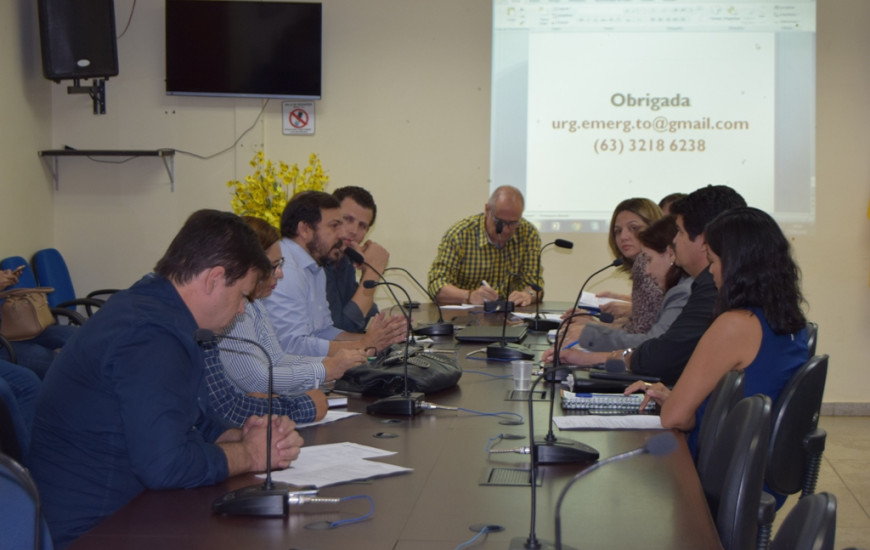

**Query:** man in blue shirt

left=325, top=186, right=389, bottom=332
left=265, top=192, right=406, bottom=357
left=28, top=210, right=305, bottom=547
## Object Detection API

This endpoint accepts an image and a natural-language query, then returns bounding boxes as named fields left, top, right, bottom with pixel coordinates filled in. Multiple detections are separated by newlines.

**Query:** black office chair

left=696, top=369, right=745, bottom=480
left=769, top=492, right=836, bottom=550
left=701, top=394, right=772, bottom=550
left=756, top=354, right=829, bottom=549
left=806, top=322, right=818, bottom=357
left=767, top=354, right=829, bottom=499
left=0, top=451, right=55, bottom=549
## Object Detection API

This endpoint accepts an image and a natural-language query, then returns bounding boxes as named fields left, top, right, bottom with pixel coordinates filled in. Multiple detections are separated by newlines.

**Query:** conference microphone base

left=508, top=536, right=576, bottom=550
left=486, top=342, right=535, bottom=361
left=525, top=318, right=560, bottom=333
left=534, top=438, right=600, bottom=464
left=212, top=482, right=294, bottom=517
left=413, top=322, right=455, bottom=337
left=366, top=392, right=426, bottom=416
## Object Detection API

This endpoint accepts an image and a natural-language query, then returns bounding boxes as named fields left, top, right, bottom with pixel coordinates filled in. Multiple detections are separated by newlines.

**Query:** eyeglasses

left=271, top=257, right=285, bottom=273
left=491, top=213, right=520, bottom=230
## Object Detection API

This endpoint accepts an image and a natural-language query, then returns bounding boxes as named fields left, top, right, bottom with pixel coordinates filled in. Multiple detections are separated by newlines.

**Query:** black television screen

left=165, top=0, right=321, bottom=99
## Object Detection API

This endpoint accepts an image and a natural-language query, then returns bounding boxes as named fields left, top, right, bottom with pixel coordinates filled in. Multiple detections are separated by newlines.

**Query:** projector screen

left=490, top=0, right=816, bottom=233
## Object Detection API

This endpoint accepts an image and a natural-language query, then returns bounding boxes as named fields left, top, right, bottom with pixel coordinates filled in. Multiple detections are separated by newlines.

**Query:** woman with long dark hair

left=628, top=207, right=808, bottom=450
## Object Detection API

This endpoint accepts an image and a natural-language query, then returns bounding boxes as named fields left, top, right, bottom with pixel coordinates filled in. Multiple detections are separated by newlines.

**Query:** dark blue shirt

left=324, top=255, right=378, bottom=333
left=28, top=275, right=230, bottom=547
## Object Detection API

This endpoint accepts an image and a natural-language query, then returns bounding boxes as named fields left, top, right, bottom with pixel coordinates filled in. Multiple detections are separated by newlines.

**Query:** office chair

left=31, top=248, right=113, bottom=316
left=769, top=492, right=836, bottom=550
left=701, top=394, right=772, bottom=550
left=696, top=369, right=745, bottom=480
left=806, top=322, right=818, bottom=357
left=0, top=452, right=55, bottom=550
left=1, top=256, right=39, bottom=289
left=756, top=354, right=829, bottom=549
left=767, top=354, right=828, bottom=499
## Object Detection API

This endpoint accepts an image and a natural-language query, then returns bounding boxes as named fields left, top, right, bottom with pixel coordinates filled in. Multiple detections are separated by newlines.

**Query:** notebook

left=454, top=324, right=528, bottom=343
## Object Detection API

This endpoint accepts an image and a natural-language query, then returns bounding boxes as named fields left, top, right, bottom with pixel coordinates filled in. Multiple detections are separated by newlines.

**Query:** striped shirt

left=220, top=299, right=326, bottom=395
left=202, top=339, right=317, bottom=428
left=427, top=213, right=543, bottom=298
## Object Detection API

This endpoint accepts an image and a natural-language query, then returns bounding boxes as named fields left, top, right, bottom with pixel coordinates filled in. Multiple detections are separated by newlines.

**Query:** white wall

left=0, top=0, right=54, bottom=255
left=2, top=0, right=868, bottom=404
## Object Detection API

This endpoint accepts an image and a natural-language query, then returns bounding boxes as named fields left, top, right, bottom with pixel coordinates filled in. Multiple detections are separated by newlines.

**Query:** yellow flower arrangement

left=227, top=150, right=329, bottom=229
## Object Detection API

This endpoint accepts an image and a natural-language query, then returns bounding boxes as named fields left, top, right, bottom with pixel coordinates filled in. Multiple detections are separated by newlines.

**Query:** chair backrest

left=31, top=249, right=76, bottom=308
left=696, top=369, right=745, bottom=480
left=701, top=394, right=772, bottom=550
left=0, top=452, right=55, bottom=550
left=770, top=492, right=836, bottom=550
left=766, top=354, right=829, bottom=496
left=1, top=256, right=39, bottom=289
left=806, top=322, right=819, bottom=357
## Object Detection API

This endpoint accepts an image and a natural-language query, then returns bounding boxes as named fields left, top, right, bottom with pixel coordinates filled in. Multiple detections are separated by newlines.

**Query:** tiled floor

left=772, top=416, right=870, bottom=548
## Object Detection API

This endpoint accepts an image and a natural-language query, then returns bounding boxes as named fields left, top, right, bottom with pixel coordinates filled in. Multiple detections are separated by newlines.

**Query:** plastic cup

left=512, top=360, right=533, bottom=391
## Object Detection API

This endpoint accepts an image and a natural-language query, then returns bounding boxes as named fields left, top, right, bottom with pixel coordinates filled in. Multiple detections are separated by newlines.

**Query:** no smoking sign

left=282, top=102, right=315, bottom=135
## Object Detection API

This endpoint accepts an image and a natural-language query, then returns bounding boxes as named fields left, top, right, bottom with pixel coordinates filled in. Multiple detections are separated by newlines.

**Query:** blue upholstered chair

left=1, top=256, right=39, bottom=289
left=31, top=248, right=114, bottom=317
left=0, top=452, right=55, bottom=549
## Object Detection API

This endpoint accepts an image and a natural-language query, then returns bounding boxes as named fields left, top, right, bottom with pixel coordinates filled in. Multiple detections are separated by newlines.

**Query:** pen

left=482, top=280, right=492, bottom=289
left=563, top=340, right=580, bottom=349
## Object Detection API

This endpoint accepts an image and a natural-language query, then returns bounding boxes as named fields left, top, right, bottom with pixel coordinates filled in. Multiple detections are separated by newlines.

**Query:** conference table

left=69, top=303, right=722, bottom=550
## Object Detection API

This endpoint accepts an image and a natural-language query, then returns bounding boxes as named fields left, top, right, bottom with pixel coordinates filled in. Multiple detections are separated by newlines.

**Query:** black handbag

left=334, top=345, right=462, bottom=397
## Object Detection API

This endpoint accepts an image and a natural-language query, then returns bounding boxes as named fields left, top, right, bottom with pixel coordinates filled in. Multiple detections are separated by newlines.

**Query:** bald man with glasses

left=427, top=185, right=543, bottom=306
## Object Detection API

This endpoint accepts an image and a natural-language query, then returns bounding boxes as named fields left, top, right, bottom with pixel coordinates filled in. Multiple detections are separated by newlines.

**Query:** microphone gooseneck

left=485, top=273, right=534, bottom=361
left=345, top=248, right=408, bottom=324
left=382, top=266, right=454, bottom=336
left=510, top=365, right=594, bottom=550
left=362, top=279, right=425, bottom=416
left=553, top=433, right=678, bottom=549
left=526, top=239, right=574, bottom=332
left=196, top=329, right=293, bottom=516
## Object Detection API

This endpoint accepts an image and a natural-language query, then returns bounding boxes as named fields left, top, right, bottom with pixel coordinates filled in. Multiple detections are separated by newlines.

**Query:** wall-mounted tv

left=165, top=0, right=322, bottom=99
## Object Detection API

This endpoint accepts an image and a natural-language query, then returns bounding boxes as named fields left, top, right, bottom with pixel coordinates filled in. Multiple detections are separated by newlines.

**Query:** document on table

left=576, top=291, right=630, bottom=310
left=441, top=304, right=479, bottom=310
left=553, top=415, right=665, bottom=430
left=512, top=312, right=562, bottom=322
left=259, top=442, right=413, bottom=488
left=295, top=410, right=358, bottom=429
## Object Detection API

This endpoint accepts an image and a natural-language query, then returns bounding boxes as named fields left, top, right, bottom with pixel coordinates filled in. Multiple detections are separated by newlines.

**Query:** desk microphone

left=532, top=311, right=605, bottom=465
left=511, top=365, right=597, bottom=550
left=361, top=280, right=424, bottom=416
left=553, top=432, right=678, bottom=549
left=195, top=329, right=292, bottom=517
left=526, top=239, right=574, bottom=332
left=557, top=257, right=623, bottom=364
left=485, top=280, right=534, bottom=360
left=383, top=266, right=453, bottom=336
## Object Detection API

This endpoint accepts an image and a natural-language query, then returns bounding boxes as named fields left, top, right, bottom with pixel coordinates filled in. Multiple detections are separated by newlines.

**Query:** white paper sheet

left=258, top=442, right=413, bottom=488
left=554, top=415, right=665, bottom=430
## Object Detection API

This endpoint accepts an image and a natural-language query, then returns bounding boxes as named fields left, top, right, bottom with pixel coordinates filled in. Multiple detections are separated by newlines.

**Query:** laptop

left=454, top=324, right=528, bottom=343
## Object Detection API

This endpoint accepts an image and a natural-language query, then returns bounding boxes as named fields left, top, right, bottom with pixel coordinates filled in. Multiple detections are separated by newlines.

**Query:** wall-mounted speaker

left=37, top=0, right=119, bottom=82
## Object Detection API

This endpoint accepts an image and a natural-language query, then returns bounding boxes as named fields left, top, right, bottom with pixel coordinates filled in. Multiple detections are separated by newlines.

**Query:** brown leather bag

left=0, top=287, right=56, bottom=341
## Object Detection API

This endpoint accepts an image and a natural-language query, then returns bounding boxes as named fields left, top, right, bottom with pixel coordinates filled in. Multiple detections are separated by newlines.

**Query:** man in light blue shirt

left=265, top=192, right=407, bottom=357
